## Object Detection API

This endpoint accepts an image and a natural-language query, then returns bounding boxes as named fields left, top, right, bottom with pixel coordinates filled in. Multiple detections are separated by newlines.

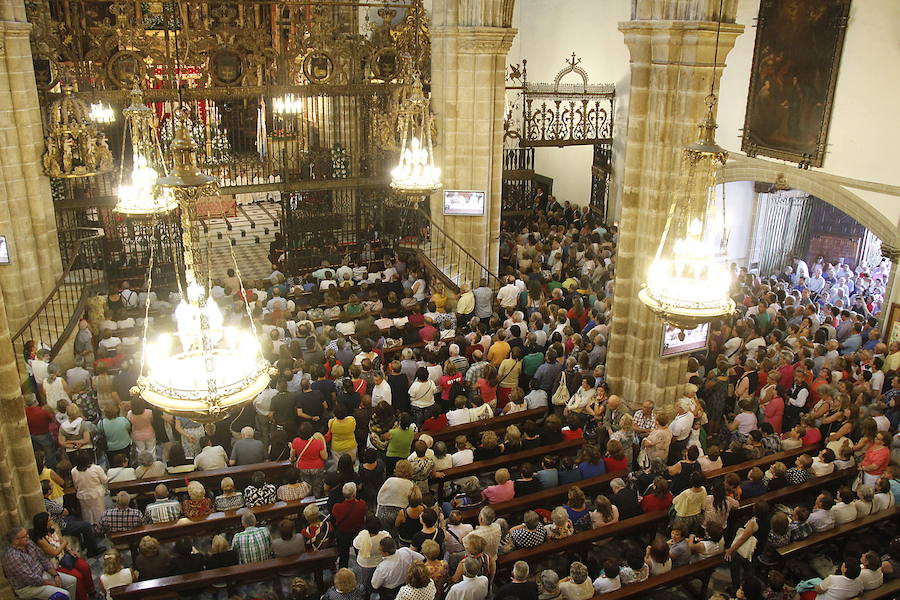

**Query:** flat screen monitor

left=0, top=235, right=8, bottom=265
left=660, top=323, right=709, bottom=358
left=443, top=190, right=485, bottom=216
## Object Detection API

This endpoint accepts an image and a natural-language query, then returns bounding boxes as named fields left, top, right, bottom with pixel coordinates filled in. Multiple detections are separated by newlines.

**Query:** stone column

left=429, top=0, right=516, bottom=280
left=0, top=289, right=44, bottom=600
left=0, top=0, right=63, bottom=332
left=606, top=0, right=742, bottom=411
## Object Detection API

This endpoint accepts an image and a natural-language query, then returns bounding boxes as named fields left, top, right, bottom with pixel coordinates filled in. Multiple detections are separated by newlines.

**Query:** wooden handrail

left=11, top=228, right=104, bottom=343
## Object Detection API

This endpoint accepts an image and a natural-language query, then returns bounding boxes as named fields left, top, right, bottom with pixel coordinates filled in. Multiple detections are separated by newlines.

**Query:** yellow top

left=329, top=416, right=358, bottom=452
left=40, top=467, right=65, bottom=500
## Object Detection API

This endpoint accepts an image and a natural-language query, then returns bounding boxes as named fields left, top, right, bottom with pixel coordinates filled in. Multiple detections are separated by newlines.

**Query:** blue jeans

left=32, top=434, right=57, bottom=469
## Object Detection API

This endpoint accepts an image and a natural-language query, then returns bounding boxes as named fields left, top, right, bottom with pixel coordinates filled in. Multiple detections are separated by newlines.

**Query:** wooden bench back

left=108, top=461, right=292, bottom=498
left=431, top=408, right=546, bottom=442
left=594, top=554, right=724, bottom=600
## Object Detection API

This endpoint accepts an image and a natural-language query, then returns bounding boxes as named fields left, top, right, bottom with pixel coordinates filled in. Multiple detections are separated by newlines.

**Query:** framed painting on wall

left=886, top=302, right=900, bottom=344
left=741, top=0, right=851, bottom=168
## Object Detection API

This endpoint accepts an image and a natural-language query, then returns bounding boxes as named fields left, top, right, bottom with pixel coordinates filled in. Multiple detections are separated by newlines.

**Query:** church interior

left=0, top=0, right=899, bottom=599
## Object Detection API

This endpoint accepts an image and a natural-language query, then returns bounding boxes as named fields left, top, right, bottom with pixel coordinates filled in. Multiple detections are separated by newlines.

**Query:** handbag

left=58, top=552, right=76, bottom=569
left=551, top=374, right=571, bottom=406
left=93, top=420, right=107, bottom=453
left=733, top=524, right=758, bottom=560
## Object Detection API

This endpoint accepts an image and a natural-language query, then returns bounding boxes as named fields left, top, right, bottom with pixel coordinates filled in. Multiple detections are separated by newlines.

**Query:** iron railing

left=11, top=228, right=106, bottom=373
left=399, top=207, right=503, bottom=293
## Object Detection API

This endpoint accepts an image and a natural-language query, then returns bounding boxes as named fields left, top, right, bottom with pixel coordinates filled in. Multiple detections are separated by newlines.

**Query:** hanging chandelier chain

left=138, top=218, right=158, bottom=381
left=710, top=0, right=725, bottom=99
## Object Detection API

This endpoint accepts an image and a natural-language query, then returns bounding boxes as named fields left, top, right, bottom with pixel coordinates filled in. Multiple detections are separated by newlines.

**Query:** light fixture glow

left=89, top=102, right=116, bottom=124
left=390, top=72, right=442, bottom=196
left=272, top=94, right=304, bottom=115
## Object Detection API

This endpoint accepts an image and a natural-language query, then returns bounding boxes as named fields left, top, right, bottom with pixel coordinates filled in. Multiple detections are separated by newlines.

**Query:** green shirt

left=386, top=426, right=415, bottom=458
left=100, top=416, right=131, bottom=452
left=522, top=352, right=545, bottom=378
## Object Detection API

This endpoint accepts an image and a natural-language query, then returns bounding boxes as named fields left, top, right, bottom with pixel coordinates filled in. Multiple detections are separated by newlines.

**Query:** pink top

left=127, top=410, right=155, bottom=442
left=862, top=445, right=889, bottom=477
left=482, top=480, right=515, bottom=505
left=763, top=396, right=784, bottom=433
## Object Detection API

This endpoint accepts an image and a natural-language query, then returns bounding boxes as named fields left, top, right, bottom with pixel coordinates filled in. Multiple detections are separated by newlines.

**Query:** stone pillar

left=429, top=0, right=516, bottom=280
left=0, top=289, right=44, bottom=600
left=0, top=0, right=63, bottom=332
left=606, top=0, right=742, bottom=411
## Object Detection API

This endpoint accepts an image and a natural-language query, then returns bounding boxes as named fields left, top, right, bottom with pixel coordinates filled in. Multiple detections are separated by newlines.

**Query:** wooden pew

left=465, top=443, right=816, bottom=523
left=431, top=408, right=547, bottom=443
left=110, top=499, right=313, bottom=559
left=777, top=506, right=900, bottom=557
left=461, top=469, right=627, bottom=522
left=108, top=460, right=292, bottom=498
left=594, top=554, right=725, bottom=600
left=433, top=438, right=584, bottom=501
left=859, top=579, right=900, bottom=600
left=736, top=467, right=858, bottom=511
left=110, top=549, right=338, bottom=600
left=703, top=444, right=819, bottom=482
left=497, top=510, right=670, bottom=568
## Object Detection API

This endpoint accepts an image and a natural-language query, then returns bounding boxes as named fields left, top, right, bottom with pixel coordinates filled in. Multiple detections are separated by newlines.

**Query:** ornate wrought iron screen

left=520, top=54, right=615, bottom=148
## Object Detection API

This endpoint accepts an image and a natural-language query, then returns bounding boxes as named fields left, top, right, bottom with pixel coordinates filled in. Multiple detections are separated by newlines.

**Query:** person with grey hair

left=472, top=506, right=501, bottom=559
left=97, top=491, right=143, bottom=535
left=509, top=510, right=546, bottom=548
left=144, top=484, right=182, bottom=524
left=229, top=426, right=266, bottom=466
left=231, top=509, right=271, bottom=564
left=42, top=363, right=70, bottom=412
left=64, top=356, right=91, bottom=392
left=333, top=482, right=367, bottom=568
left=446, top=558, right=489, bottom=600
left=495, top=560, right=536, bottom=600
left=134, top=451, right=166, bottom=479
left=559, top=562, right=593, bottom=600
left=538, top=569, right=562, bottom=600
left=1, top=526, right=77, bottom=600
left=448, top=344, right=469, bottom=376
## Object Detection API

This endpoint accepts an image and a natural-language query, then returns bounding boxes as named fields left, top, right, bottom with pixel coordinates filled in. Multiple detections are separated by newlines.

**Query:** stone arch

left=719, top=160, right=897, bottom=245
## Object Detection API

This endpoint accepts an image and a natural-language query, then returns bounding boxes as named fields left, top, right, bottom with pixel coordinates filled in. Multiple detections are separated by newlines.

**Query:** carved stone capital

left=881, top=242, right=900, bottom=262
left=432, top=26, right=517, bottom=55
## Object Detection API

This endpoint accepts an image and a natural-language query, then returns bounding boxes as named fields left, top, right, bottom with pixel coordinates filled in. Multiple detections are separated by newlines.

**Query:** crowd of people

left=5, top=194, right=900, bottom=600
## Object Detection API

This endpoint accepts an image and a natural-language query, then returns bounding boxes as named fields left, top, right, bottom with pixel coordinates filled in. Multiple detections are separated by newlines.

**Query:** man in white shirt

left=371, top=538, right=423, bottom=600
left=446, top=558, right=489, bottom=600
left=496, top=277, right=520, bottom=311
left=807, top=269, right=826, bottom=294
left=371, top=372, right=392, bottom=406
left=813, top=559, right=862, bottom=600
left=194, top=437, right=228, bottom=471
left=447, top=396, right=472, bottom=427
left=253, top=385, right=277, bottom=444
left=667, top=403, right=694, bottom=462
left=266, top=289, right=289, bottom=313
left=120, top=282, right=139, bottom=309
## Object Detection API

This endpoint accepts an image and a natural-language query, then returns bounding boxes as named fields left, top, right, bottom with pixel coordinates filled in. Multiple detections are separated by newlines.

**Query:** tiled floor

left=196, top=201, right=282, bottom=283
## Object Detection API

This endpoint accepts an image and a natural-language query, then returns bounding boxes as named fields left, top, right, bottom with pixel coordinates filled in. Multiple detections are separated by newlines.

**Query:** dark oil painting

left=741, top=0, right=851, bottom=168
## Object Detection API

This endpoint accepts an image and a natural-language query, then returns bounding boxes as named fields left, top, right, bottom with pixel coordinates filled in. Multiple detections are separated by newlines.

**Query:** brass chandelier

left=390, top=70, right=441, bottom=196
left=133, top=108, right=271, bottom=422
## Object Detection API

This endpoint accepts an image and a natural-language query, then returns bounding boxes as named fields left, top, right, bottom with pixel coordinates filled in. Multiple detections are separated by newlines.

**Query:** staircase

left=11, top=228, right=106, bottom=376
left=399, top=207, right=502, bottom=293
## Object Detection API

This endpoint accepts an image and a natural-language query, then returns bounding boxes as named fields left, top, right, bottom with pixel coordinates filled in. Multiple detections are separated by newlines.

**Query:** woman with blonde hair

left=59, top=403, right=92, bottom=459
left=610, top=413, right=636, bottom=467
left=558, top=561, right=593, bottom=600
left=450, top=533, right=494, bottom=583
left=302, top=503, right=332, bottom=550
left=99, top=549, right=132, bottom=600
left=214, top=477, right=244, bottom=511
left=323, top=568, right=365, bottom=600
left=503, top=425, right=523, bottom=453
left=421, top=539, right=448, bottom=598
left=134, top=536, right=168, bottom=581
left=204, top=534, right=238, bottom=569
left=181, top=481, right=212, bottom=518
left=376, top=459, right=416, bottom=529
left=545, top=506, right=574, bottom=540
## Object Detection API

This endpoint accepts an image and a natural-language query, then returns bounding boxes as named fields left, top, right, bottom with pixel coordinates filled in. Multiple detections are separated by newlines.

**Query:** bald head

left=154, top=484, right=170, bottom=500
left=116, top=491, right=131, bottom=509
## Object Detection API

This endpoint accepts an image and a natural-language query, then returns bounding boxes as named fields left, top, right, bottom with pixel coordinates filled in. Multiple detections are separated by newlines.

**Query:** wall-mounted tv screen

left=443, top=190, right=485, bottom=216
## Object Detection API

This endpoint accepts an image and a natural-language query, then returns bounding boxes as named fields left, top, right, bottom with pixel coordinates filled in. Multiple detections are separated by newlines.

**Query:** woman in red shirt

left=639, top=477, right=673, bottom=513
left=438, top=362, right=463, bottom=405
left=291, top=422, right=328, bottom=496
left=603, top=439, right=629, bottom=473
left=860, top=431, right=890, bottom=486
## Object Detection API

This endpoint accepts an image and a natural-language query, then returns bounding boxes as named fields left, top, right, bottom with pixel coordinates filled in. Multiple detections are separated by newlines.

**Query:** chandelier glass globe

left=114, top=154, right=179, bottom=216
left=390, top=72, right=441, bottom=195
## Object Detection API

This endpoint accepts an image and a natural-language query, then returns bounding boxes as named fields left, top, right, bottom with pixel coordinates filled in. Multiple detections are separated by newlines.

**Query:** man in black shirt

left=609, top=477, right=642, bottom=520
left=295, top=378, right=327, bottom=433
left=270, top=379, right=298, bottom=437
left=495, top=560, right=538, bottom=600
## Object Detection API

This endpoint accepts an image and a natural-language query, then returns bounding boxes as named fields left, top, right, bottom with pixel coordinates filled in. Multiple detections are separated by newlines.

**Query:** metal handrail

left=11, top=227, right=105, bottom=356
left=413, top=207, right=503, bottom=289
